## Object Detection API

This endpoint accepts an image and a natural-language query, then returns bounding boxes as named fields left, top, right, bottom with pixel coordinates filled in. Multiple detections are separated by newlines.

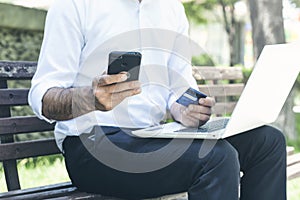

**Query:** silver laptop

left=132, top=43, right=300, bottom=139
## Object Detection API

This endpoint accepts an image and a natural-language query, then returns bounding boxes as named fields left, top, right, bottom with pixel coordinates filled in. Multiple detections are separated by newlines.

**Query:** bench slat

left=286, top=146, right=295, bottom=156
left=0, top=139, right=60, bottom=161
left=287, top=162, right=300, bottom=180
left=0, top=187, right=78, bottom=200
left=0, top=182, right=73, bottom=199
left=0, top=80, right=22, bottom=191
left=0, top=182, right=72, bottom=197
left=0, top=61, right=37, bottom=80
left=287, top=153, right=300, bottom=166
left=2, top=188, right=109, bottom=200
left=198, top=84, right=244, bottom=97
left=213, top=102, right=237, bottom=115
left=0, top=89, right=29, bottom=106
left=54, top=193, right=116, bottom=200
left=0, top=116, right=55, bottom=135
left=192, top=67, right=244, bottom=80
left=0, top=181, right=185, bottom=200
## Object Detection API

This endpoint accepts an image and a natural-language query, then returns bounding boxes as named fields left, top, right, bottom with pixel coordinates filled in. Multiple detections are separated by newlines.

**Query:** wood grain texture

left=0, top=116, right=55, bottom=135
left=0, top=61, right=37, bottom=80
left=0, top=139, right=60, bottom=161
left=0, top=89, right=29, bottom=106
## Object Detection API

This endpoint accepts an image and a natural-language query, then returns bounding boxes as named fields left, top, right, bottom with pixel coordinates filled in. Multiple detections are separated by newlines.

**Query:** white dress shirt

left=28, top=0, right=198, bottom=151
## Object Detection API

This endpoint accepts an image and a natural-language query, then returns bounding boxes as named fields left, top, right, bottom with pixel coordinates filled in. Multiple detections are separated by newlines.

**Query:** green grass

left=0, top=157, right=70, bottom=192
left=286, top=113, right=300, bottom=199
left=288, top=178, right=300, bottom=200
left=287, top=114, right=300, bottom=153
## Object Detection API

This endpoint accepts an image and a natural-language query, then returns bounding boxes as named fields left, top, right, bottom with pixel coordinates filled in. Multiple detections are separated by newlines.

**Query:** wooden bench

left=0, top=61, right=299, bottom=199
left=287, top=146, right=300, bottom=180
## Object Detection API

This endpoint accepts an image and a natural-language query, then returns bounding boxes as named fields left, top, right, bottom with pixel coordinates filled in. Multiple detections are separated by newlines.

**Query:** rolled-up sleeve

left=28, top=0, right=85, bottom=122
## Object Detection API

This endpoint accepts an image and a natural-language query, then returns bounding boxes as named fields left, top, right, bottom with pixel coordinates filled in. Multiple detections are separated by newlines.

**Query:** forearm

left=42, top=73, right=141, bottom=121
left=42, top=86, right=104, bottom=121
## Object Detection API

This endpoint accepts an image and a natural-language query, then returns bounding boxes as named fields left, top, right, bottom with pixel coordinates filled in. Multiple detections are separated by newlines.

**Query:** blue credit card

left=176, top=87, right=207, bottom=107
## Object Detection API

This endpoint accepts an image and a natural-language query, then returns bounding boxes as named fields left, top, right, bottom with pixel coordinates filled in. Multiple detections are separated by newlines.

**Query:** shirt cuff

left=167, top=93, right=178, bottom=110
left=28, top=82, right=60, bottom=124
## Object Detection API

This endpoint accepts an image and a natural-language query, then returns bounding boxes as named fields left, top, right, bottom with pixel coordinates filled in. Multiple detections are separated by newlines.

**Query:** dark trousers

left=63, top=125, right=286, bottom=200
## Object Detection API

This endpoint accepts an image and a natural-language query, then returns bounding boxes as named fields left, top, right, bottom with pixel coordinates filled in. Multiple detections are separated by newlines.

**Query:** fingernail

left=121, top=74, right=128, bottom=81
left=199, top=98, right=205, bottom=104
left=135, top=88, right=141, bottom=93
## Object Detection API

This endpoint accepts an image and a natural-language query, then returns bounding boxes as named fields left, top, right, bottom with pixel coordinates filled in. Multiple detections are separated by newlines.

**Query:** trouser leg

left=187, top=139, right=240, bottom=200
left=63, top=126, right=240, bottom=200
left=226, top=125, right=287, bottom=200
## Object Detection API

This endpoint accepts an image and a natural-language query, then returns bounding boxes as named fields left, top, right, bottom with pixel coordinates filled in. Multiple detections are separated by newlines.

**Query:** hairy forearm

left=42, top=86, right=104, bottom=121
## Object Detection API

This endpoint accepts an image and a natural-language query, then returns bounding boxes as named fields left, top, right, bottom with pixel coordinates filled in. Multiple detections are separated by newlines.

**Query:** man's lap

left=62, top=125, right=284, bottom=199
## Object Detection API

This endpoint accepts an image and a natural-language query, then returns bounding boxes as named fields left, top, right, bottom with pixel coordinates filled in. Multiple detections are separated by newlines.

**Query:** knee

left=255, top=126, right=286, bottom=155
left=205, top=140, right=240, bottom=170
left=260, top=126, right=286, bottom=146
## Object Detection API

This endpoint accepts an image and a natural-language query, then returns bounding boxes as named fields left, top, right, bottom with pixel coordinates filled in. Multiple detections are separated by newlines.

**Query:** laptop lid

left=223, top=43, right=300, bottom=138
left=132, top=43, right=300, bottom=139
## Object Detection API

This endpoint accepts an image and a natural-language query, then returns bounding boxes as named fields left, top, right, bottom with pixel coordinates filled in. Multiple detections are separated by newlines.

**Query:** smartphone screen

left=108, top=51, right=142, bottom=81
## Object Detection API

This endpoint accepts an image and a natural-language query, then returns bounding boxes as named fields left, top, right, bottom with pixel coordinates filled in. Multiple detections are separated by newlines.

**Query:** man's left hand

left=170, top=97, right=215, bottom=127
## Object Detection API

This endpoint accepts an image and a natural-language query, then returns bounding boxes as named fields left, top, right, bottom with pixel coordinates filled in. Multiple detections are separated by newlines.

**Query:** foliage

left=184, top=0, right=244, bottom=66
left=0, top=155, right=64, bottom=173
left=183, top=1, right=214, bottom=24
left=241, top=67, right=252, bottom=83
left=184, top=0, right=241, bottom=26
left=287, top=113, right=300, bottom=153
left=18, top=155, right=64, bottom=169
left=192, top=54, right=215, bottom=66
left=290, top=0, right=300, bottom=7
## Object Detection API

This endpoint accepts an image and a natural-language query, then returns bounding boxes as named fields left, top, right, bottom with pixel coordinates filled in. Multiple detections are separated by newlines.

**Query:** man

left=29, top=0, right=287, bottom=199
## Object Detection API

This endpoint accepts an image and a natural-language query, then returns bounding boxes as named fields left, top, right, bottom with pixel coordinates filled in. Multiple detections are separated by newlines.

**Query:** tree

left=247, top=0, right=297, bottom=139
left=290, top=0, right=300, bottom=7
left=184, top=0, right=243, bottom=66
left=247, top=0, right=285, bottom=59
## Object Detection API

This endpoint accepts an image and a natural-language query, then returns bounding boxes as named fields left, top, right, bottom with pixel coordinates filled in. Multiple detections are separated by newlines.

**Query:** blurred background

left=0, top=0, right=299, bottom=199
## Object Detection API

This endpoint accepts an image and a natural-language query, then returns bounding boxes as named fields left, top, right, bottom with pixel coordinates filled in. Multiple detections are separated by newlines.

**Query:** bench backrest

left=0, top=61, right=244, bottom=191
left=0, top=61, right=58, bottom=191
left=193, top=66, right=244, bottom=115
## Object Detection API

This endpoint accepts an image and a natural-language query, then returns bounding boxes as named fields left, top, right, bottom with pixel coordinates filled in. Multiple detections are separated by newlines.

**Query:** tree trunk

left=219, top=1, right=241, bottom=66
left=248, top=0, right=297, bottom=139
left=248, top=0, right=286, bottom=59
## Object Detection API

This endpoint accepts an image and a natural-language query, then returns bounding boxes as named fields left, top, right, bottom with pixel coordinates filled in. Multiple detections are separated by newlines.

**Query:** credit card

left=176, top=87, right=207, bottom=107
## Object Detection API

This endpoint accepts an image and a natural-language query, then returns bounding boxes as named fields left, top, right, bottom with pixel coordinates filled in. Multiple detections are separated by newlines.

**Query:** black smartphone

left=108, top=51, right=142, bottom=81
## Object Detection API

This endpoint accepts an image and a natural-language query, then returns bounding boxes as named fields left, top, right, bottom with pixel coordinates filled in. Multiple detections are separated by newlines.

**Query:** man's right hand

left=92, top=72, right=141, bottom=111
left=41, top=72, right=141, bottom=121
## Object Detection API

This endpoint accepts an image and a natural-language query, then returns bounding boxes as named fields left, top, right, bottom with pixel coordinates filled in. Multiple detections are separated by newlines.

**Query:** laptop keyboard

left=175, top=118, right=230, bottom=133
